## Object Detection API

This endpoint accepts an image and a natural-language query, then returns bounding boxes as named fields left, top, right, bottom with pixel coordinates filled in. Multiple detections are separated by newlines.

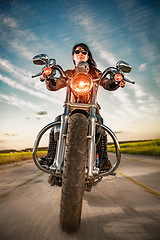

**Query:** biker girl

left=39, top=42, right=125, bottom=171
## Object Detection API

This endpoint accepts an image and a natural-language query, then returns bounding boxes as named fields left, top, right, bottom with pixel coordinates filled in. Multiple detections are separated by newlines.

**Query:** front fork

left=87, top=84, right=98, bottom=177
left=51, top=104, right=97, bottom=177
left=51, top=85, right=98, bottom=176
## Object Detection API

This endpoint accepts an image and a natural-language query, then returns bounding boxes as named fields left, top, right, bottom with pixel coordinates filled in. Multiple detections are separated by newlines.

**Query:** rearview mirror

left=116, top=61, right=132, bottom=73
left=33, top=54, right=49, bottom=65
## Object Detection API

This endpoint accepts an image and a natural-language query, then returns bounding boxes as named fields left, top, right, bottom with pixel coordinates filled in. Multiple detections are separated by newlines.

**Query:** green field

left=0, top=139, right=160, bottom=165
left=0, top=151, right=47, bottom=165
left=108, top=139, right=160, bottom=156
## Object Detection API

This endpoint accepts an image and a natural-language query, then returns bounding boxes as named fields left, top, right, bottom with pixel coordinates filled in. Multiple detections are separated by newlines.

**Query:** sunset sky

left=0, top=0, right=160, bottom=150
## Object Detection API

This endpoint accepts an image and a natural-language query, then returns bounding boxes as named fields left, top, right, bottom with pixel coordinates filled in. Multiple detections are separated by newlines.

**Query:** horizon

left=0, top=0, right=160, bottom=150
left=0, top=138, right=159, bottom=152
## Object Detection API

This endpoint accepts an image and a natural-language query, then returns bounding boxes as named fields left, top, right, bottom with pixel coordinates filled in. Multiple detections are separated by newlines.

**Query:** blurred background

left=0, top=0, right=160, bottom=150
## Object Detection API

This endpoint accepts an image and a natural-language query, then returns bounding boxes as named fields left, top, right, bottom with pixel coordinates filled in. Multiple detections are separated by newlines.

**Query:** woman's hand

left=115, top=79, right=125, bottom=88
left=40, top=72, right=47, bottom=81
left=119, top=80, right=125, bottom=88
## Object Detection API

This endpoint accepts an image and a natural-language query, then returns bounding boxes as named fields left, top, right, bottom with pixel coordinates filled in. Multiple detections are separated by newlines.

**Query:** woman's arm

left=44, top=69, right=74, bottom=91
left=100, top=77, right=120, bottom=91
left=45, top=78, right=66, bottom=91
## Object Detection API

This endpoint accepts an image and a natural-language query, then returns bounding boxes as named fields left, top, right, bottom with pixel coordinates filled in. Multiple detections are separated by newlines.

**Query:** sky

left=0, top=0, right=160, bottom=150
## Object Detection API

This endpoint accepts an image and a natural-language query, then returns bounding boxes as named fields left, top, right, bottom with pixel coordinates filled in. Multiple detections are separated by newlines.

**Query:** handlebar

left=32, top=61, right=135, bottom=85
left=53, top=65, right=68, bottom=79
left=31, top=65, right=68, bottom=80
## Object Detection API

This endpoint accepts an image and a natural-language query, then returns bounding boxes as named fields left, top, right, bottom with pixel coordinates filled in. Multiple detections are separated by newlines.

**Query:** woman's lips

left=78, top=56, right=84, bottom=60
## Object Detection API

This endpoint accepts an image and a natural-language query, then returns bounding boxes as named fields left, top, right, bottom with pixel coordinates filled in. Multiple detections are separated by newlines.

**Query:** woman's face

left=73, top=46, right=89, bottom=66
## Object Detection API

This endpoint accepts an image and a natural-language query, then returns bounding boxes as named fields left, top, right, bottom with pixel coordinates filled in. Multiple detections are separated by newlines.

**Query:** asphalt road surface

left=0, top=154, right=160, bottom=240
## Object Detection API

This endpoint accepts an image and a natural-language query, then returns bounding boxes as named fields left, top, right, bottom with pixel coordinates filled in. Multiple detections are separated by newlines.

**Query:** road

left=0, top=154, right=160, bottom=240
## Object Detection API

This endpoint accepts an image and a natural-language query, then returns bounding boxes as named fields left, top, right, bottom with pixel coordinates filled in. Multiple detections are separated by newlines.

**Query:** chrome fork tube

left=87, top=84, right=97, bottom=177
left=55, top=108, right=69, bottom=172
left=54, top=89, right=70, bottom=173
left=88, top=107, right=96, bottom=177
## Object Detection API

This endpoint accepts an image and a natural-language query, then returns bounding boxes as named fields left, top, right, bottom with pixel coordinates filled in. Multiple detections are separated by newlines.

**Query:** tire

left=60, top=113, right=88, bottom=232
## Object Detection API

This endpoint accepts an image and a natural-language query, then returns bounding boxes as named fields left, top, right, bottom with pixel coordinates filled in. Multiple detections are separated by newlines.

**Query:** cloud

left=0, top=73, right=52, bottom=101
left=37, top=111, right=48, bottom=115
left=0, top=58, right=61, bottom=103
left=113, top=90, right=140, bottom=118
left=9, top=40, right=34, bottom=60
left=2, top=15, right=38, bottom=40
left=152, top=64, right=160, bottom=87
left=3, top=17, right=17, bottom=28
left=114, top=131, right=123, bottom=134
left=0, top=57, right=32, bottom=81
left=131, top=83, right=146, bottom=98
left=115, top=0, right=160, bottom=86
left=93, top=44, right=118, bottom=67
left=0, top=57, right=47, bottom=94
left=1, top=15, right=38, bottom=59
left=3, top=133, right=18, bottom=137
left=138, top=63, right=147, bottom=71
left=0, top=93, right=40, bottom=111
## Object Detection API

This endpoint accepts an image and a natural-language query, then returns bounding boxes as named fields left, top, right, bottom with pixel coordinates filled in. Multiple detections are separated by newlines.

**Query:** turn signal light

left=44, top=67, right=52, bottom=76
left=114, top=73, right=123, bottom=82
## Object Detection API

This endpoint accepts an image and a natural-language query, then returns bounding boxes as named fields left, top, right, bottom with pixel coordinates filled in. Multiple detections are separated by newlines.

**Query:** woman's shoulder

left=95, top=68, right=102, bottom=75
left=90, top=67, right=102, bottom=78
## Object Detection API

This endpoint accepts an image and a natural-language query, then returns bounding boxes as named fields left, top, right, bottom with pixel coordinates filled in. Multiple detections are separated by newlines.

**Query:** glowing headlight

left=71, top=73, right=93, bottom=94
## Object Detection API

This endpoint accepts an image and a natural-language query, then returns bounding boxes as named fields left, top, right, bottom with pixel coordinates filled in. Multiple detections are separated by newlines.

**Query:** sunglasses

left=74, top=50, right=88, bottom=55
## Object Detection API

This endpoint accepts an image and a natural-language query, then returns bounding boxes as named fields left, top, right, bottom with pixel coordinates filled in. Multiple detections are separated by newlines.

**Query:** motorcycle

left=32, top=54, right=134, bottom=232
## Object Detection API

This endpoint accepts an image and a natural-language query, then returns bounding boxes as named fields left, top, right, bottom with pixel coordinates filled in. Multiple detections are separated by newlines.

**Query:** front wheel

left=60, top=113, right=88, bottom=232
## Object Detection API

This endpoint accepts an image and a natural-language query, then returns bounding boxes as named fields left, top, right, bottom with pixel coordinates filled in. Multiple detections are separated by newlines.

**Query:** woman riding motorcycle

left=39, top=43, right=125, bottom=171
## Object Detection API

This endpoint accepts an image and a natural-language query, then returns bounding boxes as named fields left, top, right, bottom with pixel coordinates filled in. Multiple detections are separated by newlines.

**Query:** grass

left=0, top=139, right=160, bottom=166
left=0, top=151, right=47, bottom=165
left=108, top=139, right=160, bottom=156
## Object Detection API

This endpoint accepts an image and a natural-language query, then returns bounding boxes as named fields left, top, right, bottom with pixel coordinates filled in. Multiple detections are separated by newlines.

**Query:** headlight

left=71, top=73, right=93, bottom=94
